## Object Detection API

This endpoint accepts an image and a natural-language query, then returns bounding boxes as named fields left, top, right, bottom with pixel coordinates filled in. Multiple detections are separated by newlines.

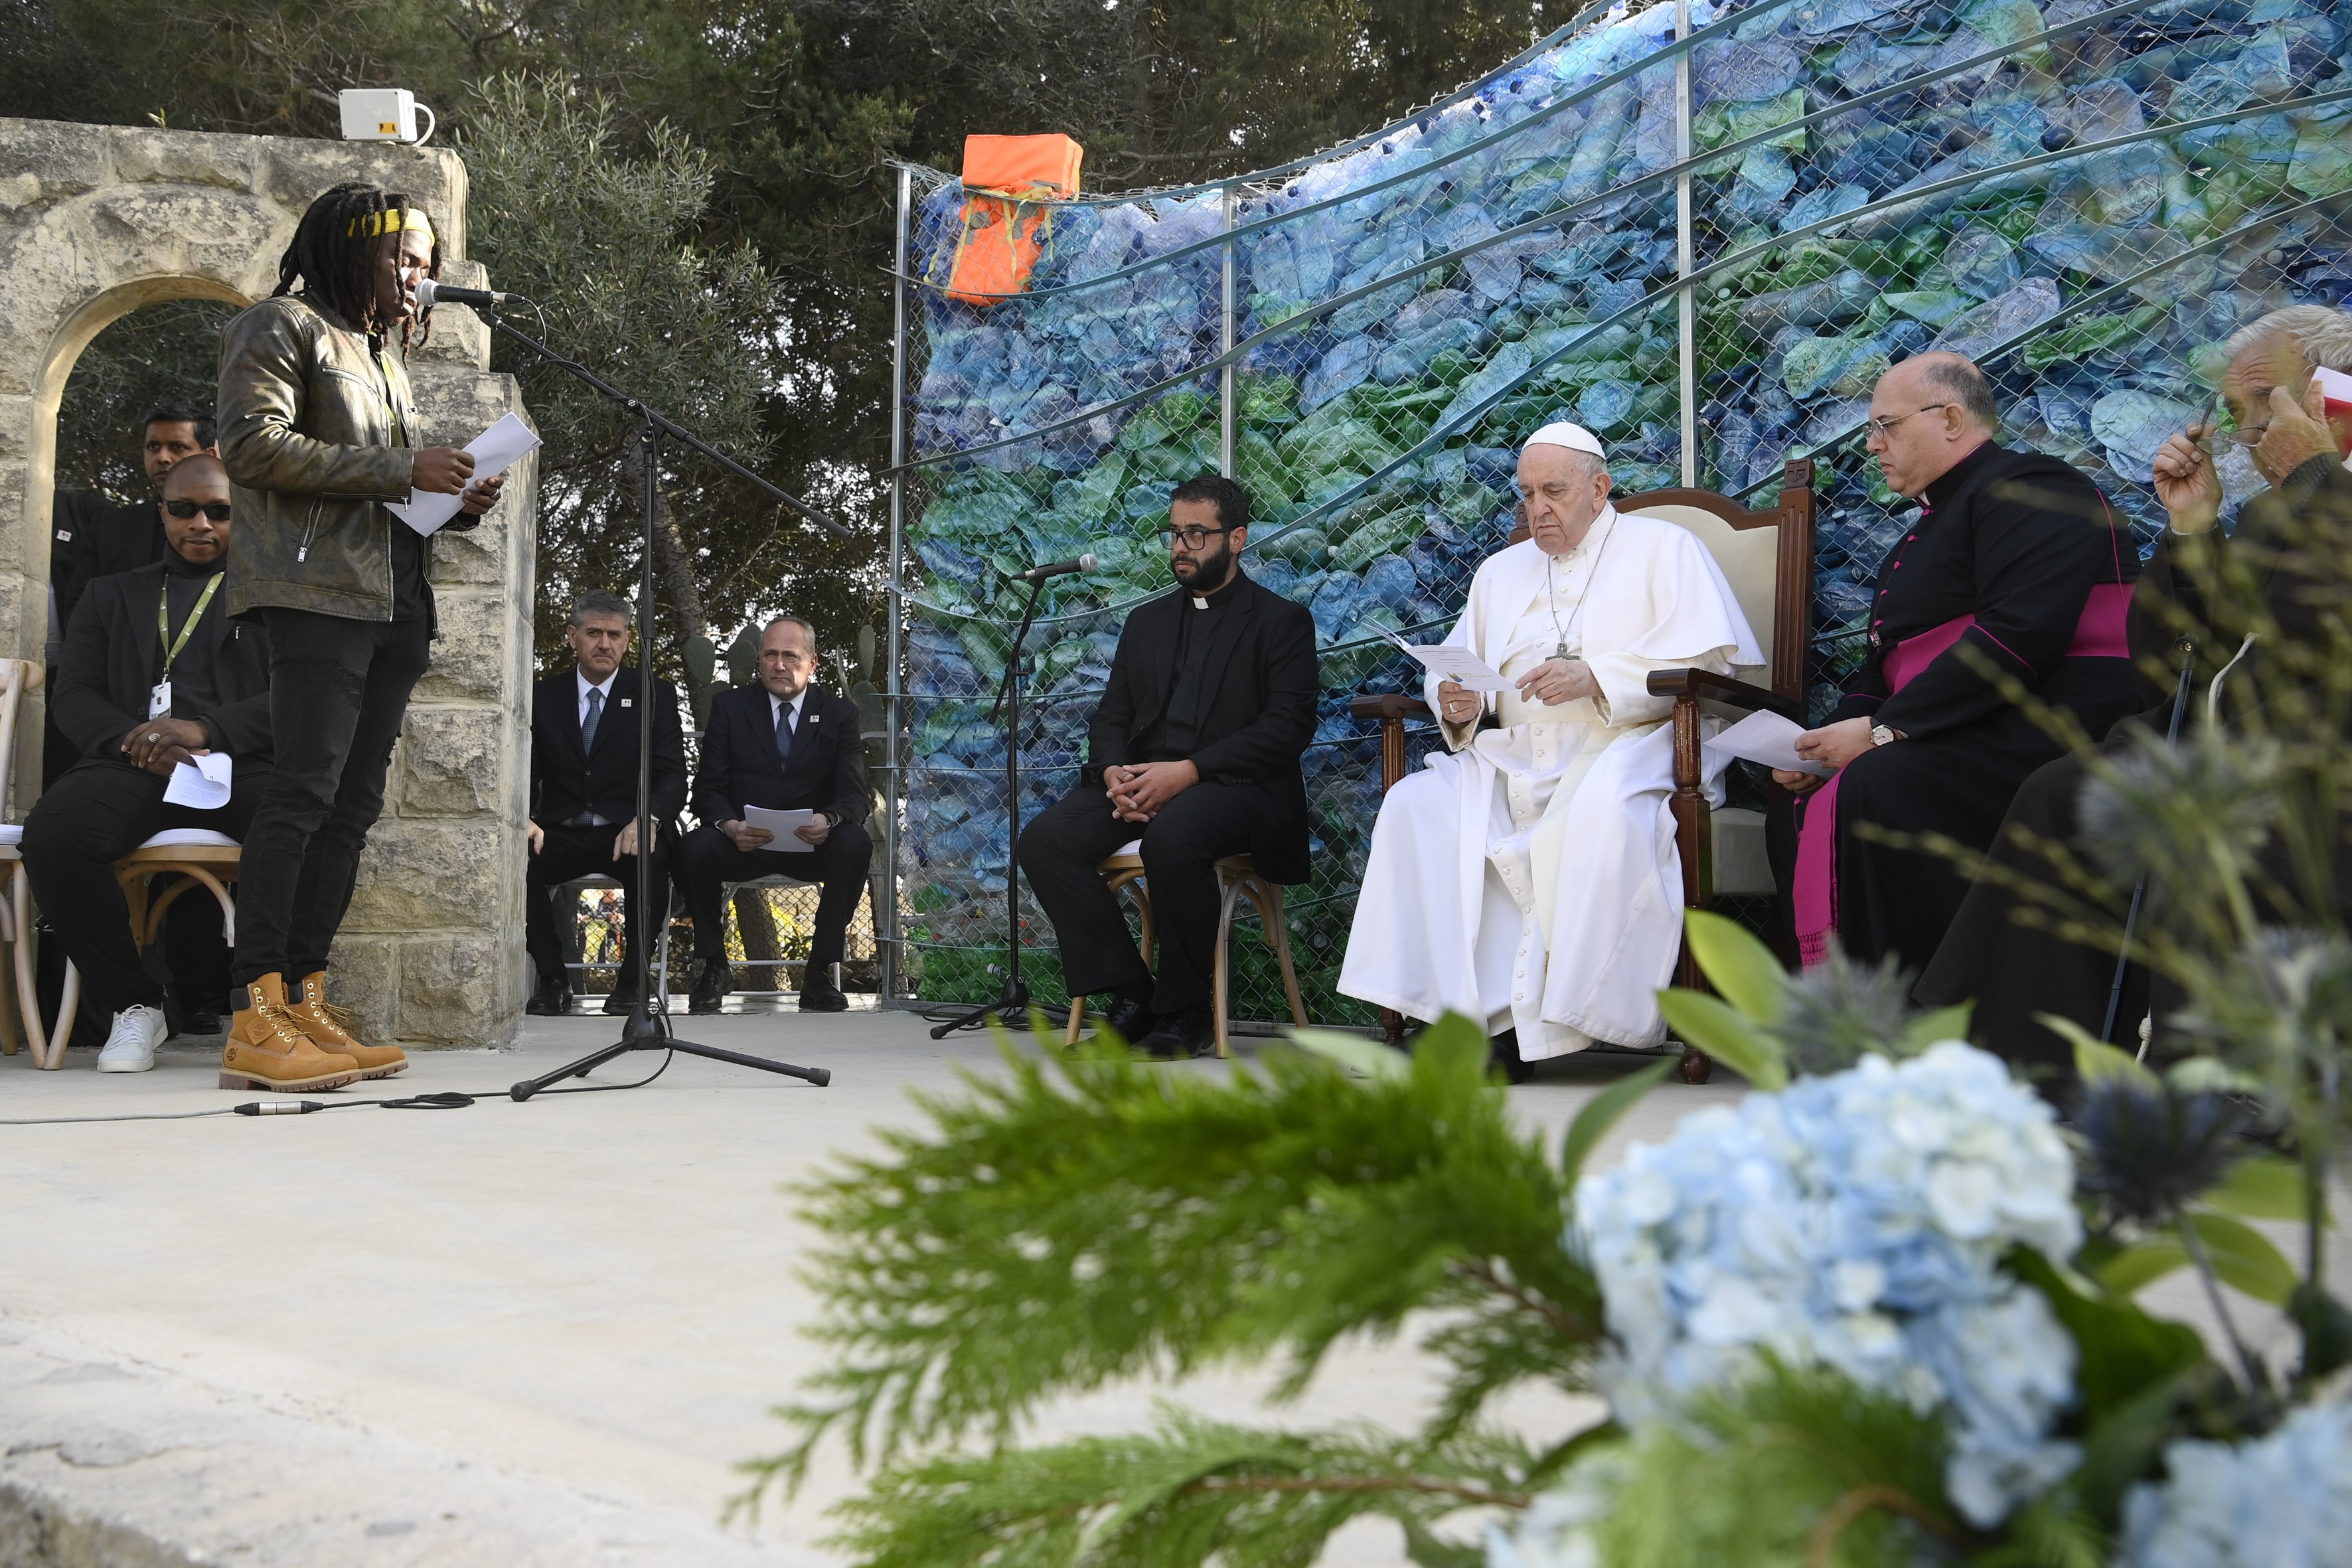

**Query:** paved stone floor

left=1, top=1010, right=2334, bottom=1566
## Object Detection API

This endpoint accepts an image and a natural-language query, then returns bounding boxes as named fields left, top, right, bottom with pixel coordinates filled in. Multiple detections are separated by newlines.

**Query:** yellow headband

left=346, top=206, right=435, bottom=248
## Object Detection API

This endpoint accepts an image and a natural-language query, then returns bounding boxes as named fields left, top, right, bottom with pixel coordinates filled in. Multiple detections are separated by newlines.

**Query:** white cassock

left=1338, top=505, right=1764, bottom=1058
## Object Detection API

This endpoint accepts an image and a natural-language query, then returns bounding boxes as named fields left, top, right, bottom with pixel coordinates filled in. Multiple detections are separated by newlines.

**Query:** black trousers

left=22, top=755, right=270, bottom=1015
left=524, top=823, right=672, bottom=988
left=1016, top=781, right=1270, bottom=1014
left=231, top=607, right=430, bottom=988
left=674, top=821, right=872, bottom=970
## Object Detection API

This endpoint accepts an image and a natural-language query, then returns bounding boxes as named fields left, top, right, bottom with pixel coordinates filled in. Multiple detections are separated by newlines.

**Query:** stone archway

left=0, top=118, right=537, bottom=1046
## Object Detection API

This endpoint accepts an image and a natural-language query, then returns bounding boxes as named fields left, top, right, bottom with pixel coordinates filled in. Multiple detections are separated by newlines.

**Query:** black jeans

left=524, top=823, right=672, bottom=989
left=230, top=607, right=430, bottom=988
left=1016, top=780, right=1270, bottom=1014
left=674, top=821, right=872, bottom=971
left=22, top=755, right=271, bottom=1015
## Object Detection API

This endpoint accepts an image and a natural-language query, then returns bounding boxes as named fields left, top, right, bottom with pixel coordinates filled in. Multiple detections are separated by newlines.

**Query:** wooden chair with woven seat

left=44, top=826, right=242, bottom=1069
left=1349, top=458, right=1818, bottom=1084
left=1061, top=843, right=1308, bottom=1056
left=0, top=658, right=44, bottom=1062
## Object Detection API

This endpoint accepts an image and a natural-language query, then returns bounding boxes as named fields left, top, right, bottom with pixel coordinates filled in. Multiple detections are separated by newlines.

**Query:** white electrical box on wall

left=338, top=88, right=435, bottom=145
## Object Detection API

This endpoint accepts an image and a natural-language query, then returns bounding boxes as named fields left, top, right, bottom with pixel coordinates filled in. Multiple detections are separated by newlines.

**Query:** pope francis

left=1337, top=423, right=1763, bottom=1077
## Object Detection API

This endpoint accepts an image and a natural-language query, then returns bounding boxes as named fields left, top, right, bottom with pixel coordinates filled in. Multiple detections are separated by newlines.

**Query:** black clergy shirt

left=1830, top=441, right=2136, bottom=742
left=1133, top=570, right=1240, bottom=761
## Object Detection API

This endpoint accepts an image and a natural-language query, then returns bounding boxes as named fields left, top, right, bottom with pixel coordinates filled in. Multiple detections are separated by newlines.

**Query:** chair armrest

left=1348, top=694, right=1432, bottom=722
left=1645, top=668, right=1802, bottom=721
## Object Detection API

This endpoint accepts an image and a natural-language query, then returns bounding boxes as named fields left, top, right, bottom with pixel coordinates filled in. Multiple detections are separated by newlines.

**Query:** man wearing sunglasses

left=22, top=455, right=275, bottom=1072
left=1768, top=352, right=2142, bottom=976
left=1015, top=473, right=1318, bottom=1059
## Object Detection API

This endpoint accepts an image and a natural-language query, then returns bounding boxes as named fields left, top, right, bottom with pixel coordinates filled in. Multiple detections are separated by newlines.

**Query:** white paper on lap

left=741, top=804, right=819, bottom=851
left=386, top=411, right=542, bottom=536
left=1705, top=709, right=1830, bottom=775
left=163, top=751, right=235, bottom=809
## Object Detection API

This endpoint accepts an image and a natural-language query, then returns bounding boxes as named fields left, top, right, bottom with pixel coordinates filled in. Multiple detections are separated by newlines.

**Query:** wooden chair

left=0, top=660, right=44, bottom=1063
left=1350, top=459, right=1818, bottom=1083
left=1061, top=843, right=1308, bottom=1057
left=46, top=828, right=242, bottom=1068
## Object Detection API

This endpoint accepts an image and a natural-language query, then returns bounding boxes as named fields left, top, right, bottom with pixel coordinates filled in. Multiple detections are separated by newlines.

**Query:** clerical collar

left=1919, top=440, right=1998, bottom=513
left=1184, top=566, right=1242, bottom=611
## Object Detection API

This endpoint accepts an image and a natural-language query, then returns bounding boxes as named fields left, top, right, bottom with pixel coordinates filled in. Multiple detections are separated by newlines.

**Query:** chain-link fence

left=884, top=0, right=2352, bottom=1026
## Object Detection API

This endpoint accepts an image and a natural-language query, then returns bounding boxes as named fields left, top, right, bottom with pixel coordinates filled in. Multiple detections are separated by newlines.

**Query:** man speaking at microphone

left=1016, top=474, right=1318, bottom=1059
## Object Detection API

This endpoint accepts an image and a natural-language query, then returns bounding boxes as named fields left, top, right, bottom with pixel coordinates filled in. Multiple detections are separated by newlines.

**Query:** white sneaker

left=96, top=1005, right=169, bottom=1073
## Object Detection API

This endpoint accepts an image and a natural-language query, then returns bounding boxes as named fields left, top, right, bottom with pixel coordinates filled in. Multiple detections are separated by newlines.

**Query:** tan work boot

left=221, top=973, right=362, bottom=1091
left=287, top=971, right=408, bottom=1079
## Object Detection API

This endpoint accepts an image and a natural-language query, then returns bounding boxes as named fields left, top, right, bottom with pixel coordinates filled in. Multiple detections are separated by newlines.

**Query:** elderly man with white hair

left=1338, top=422, right=1763, bottom=1079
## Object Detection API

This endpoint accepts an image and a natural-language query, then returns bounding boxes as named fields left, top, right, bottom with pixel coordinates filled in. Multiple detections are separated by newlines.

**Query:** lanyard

left=159, top=574, right=225, bottom=678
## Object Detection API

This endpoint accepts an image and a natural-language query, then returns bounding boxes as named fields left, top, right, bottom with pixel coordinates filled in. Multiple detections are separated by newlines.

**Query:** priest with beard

left=1015, top=473, right=1318, bottom=1060
left=1770, top=353, right=2143, bottom=975
left=1337, top=422, right=1763, bottom=1080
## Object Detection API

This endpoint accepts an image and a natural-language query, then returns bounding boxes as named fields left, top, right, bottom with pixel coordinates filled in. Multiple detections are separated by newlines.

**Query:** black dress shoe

left=1140, top=1006, right=1215, bottom=1060
left=687, top=959, right=730, bottom=1015
left=181, top=1010, right=223, bottom=1035
left=798, top=975, right=850, bottom=1012
left=1490, top=1028, right=1535, bottom=1085
left=1084, top=995, right=1155, bottom=1048
left=601, top=983, right=641, bottom=1016
left=524, top=979, right=573, bottom=1016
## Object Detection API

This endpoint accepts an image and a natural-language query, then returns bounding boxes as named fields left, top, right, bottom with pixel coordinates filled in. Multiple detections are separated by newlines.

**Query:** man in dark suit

left=524, top=590, right=688, bottom=1016
left=23, top=454, right=271, bottom=1071
left=1016, top=473, right=1319, bottom=1059
left=676, top=614, right=872, bottom=1014
left=46, top=402, right=218, bottom=787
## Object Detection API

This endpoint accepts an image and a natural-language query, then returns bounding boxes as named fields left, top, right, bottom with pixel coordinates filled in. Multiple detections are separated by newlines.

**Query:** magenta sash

left=1790, top=580, right=2132, bottom=967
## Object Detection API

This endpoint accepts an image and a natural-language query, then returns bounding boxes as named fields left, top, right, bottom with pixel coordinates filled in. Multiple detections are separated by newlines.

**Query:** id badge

left=149, top=680, right=171, bottom=720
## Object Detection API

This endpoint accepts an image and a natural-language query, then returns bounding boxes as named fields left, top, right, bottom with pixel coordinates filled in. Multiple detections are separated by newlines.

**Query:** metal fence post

left=882, top=164, right=911, bottom=998
left=1674, top=0, right=1698, bottom=487
left=1221, top=181, right=1239, bottom=478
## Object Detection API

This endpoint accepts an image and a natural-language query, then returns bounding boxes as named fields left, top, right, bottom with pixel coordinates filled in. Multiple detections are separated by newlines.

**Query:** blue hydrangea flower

left=2117, top=1399, right=2352, bottom=1568
left=1571, top=1042, right=2081, bottom=1528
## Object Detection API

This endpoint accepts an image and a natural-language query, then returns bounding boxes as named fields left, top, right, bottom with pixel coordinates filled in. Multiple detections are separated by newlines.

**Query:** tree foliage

left=15, top=0, right=1588, bottom=668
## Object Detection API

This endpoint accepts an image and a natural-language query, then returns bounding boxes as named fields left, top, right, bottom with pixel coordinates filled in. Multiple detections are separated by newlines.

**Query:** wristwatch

left=1869, top=724, right=1901, bottom=747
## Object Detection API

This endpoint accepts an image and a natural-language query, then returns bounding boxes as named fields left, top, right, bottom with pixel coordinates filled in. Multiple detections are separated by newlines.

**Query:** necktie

left=582, top=686, right=603, bottom=752
left=775, top=700, right=795, bottom=762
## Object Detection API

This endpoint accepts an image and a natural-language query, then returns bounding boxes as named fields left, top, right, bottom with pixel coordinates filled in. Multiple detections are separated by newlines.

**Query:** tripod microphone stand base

left=510, top=1001, right=832, bottom=1100
left=927, top=977, right=1038, bottom=1040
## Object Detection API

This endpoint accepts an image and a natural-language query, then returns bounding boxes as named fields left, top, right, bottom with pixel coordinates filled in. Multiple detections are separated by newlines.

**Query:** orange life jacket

left=939, top=134, right=1084, bottom=307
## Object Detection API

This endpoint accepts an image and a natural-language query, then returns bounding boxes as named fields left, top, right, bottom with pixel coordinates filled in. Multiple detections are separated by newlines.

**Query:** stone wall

left=0, top=118, right=535, bottom=1047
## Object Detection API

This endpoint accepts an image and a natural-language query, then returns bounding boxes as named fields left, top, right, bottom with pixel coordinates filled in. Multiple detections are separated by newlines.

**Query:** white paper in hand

left=1705, top=709, right=1830, bottom=776
left=741, top=805, right=820, bottom=852
left=386, top=411, right=541, bottom=537
left=163, top=751, right=235, bottom=809
left=1383, top=632, right=1514, bottom=692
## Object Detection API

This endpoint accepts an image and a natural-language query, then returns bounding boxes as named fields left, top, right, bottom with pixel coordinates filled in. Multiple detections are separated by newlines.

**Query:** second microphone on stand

left=1012, top=552, right=1097, bottom=583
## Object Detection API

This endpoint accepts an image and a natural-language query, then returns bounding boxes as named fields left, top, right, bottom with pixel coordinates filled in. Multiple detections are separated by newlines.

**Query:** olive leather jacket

left=216, top=293, right=424, bottom=623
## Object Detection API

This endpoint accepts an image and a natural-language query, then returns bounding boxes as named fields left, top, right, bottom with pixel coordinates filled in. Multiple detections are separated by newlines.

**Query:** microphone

left=1012, top=553, right=1097, bottom=583
left=414, top=277, right=521, bottom=311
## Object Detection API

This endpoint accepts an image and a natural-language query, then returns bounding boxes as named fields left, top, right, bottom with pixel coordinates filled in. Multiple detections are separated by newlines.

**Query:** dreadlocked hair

left=272, top=181, right=439, bottom=354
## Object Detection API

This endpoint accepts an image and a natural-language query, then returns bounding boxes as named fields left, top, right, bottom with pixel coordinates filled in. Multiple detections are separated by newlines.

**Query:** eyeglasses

left=1861, top=404, right=1953, bottom=441
left=1160, top=524, right=1234, bottom=549
left=163, top=499, right=231, bottom=521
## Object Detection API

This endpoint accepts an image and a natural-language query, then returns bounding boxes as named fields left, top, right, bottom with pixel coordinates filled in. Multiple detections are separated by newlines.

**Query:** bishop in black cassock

left=1767, top=354, right=2144, bottom=976
left=1917, top=313, right=2352, bottom=1086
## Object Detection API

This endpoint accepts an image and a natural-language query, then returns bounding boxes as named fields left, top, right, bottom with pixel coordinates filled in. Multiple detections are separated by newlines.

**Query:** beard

left=1172, top=538, right=1235, bottom=591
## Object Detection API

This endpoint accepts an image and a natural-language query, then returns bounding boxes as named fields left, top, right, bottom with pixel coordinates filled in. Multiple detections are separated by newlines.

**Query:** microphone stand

left=929, top=572, right=1053, bottom=1038
left=479, top=306, right=840, bottom=1098
left=2101, top=637, right=2197, bottom=1054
